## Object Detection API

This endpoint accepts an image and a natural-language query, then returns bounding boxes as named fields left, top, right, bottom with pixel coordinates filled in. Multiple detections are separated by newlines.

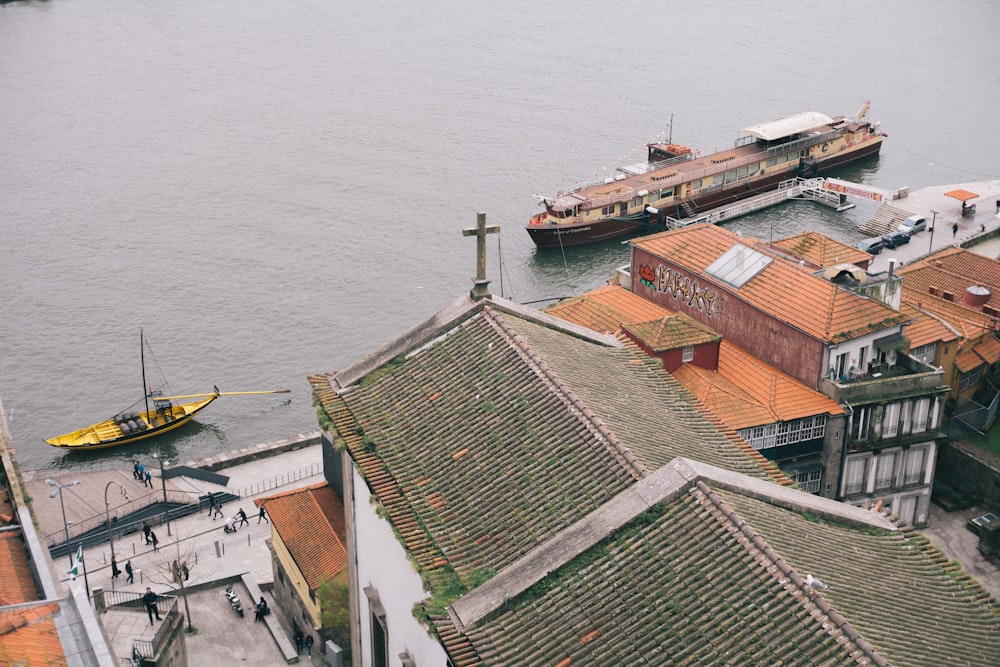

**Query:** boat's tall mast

left=141, top=325, right=150, bottom=418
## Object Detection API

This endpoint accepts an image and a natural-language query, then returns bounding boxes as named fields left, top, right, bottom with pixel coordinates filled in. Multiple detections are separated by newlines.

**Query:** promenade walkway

left=35, top=434, right=327, bottom=665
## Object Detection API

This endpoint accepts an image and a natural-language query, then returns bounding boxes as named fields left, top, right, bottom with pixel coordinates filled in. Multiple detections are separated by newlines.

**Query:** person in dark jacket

left=143, top=587, right=161, bottom=625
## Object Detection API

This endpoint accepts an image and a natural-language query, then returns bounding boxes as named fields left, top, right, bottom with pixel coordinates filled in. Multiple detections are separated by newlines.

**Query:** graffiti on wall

left=638, top=263, right=719, bottom=316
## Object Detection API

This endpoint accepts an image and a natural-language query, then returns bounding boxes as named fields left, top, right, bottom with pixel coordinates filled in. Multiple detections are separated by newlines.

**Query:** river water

left=2, top=0, right=998, bottom=470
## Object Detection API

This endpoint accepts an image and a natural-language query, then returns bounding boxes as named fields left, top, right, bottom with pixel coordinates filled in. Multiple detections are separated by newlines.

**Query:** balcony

left=821, top=354, right=947, bottom=405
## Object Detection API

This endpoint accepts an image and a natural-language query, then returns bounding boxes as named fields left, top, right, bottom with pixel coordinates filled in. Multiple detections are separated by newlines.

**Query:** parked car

left=882, top=230, right=911, bottom=249
left=857, top=237, right=884, bottom=255
left=898, top=215, right=928, bottom=235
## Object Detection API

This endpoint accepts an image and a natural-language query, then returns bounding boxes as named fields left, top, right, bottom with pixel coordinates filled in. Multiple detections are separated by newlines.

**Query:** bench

left=240, top=573, right=299, bottom=663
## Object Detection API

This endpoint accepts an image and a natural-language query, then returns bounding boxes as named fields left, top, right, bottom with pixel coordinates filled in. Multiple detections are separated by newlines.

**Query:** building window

left=875, top=451, right=897, bottom=490
left=791, top=467, right=822, bottom=494
left=682, top=345, right=694, bottom=362
left=911, top=342, right=937, bottom=363
left=883, top=402, right=901, bottom=438
left=845, top=457, right=867, bottom=495
left=912, top=398, right=930, bottom=433
left=960, top=366, right=983, bottom=391
left=365, top=586, right=388, bottom=667
left=904, top=448, right=926, bottom=485
left=738, top=416, right=827, bottom=450
left=853, top=407, right=871, bottom=441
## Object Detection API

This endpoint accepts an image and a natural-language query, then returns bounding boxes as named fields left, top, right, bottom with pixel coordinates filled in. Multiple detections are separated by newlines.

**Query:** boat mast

left=140, top=325, right=150, bottom=419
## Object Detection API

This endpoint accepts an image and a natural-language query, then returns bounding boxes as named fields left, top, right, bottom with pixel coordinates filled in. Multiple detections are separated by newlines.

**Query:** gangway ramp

left=665, top=177, right=867, bottom=229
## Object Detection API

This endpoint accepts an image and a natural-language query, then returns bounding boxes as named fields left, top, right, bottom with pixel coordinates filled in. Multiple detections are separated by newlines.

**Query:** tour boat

left=45, top=328, right=290, bottom=451
left=526, top=102, right=885, bottom=249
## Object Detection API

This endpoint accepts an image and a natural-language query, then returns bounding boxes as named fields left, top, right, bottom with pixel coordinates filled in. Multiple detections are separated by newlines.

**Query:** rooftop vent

left=966, top=284, right=992, bottom=307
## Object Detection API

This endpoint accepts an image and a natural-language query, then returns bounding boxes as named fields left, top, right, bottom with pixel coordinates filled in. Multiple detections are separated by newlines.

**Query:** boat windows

left=737, top=166, right=750, bottom=179
left=691, top=179, right=702, bottom=190
left=601, top=205, right=615, bottom=215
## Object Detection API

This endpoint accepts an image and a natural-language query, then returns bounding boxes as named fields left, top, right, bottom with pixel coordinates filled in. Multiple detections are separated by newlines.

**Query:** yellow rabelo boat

left=45, top=328, right=289, bottom=451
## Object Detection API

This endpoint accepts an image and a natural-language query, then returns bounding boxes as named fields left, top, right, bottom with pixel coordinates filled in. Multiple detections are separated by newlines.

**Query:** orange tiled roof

left=543, top=284, right=674, bottom=334
left=0, top=531, right=39, bottom=605
left=898, top=262, right=1000, bottom=314
left=633, top=225, right=909, bottom=343
left=672, top=341, right=843, bottom=429
left=544, top=285, right=720, bottom=350
left=623, top=314, right=720, bottom=352
left=771, top=231, right=870, bottom=268
left=901, top=287, right=995, bottom=336
left=256, top=483, right=347, bottom=590
left=0, top=602, right=66, bottom=667
left=976, top=335, right=1000, bottom=365
left=899, top=303, right=961, bottom=349
left=924, top=246, right=1000, bottom=289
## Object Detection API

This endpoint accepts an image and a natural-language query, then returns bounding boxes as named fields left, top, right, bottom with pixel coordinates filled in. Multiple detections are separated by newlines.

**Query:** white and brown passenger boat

left=526, top=102, right=885, bottom=249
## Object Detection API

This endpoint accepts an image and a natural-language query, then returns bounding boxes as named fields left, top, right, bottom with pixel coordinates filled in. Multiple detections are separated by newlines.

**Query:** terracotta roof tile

left=898, top=303, right=961, bottom=349
left=771, top=231, right=870, bottom=268
left=633, top=225, right=909, bottom=344
left=0, top=602, right=66, bottom=667
left=256, top=482, right=347, bottom=589
left=673, top=341, right=843, bottom=430
left=543, top=285, right=674, bottom=334
left=0, top=531, right=40, bottom=605
left=622, top=314, right=720, bottom=351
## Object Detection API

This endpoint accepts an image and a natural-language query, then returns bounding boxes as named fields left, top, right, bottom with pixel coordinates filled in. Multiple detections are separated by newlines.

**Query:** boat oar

left=151, top=389, right=292, bottom=401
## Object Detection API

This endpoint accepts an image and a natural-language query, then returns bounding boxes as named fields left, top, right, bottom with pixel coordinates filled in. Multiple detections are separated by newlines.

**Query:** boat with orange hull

left=526, top=102, right=885, bottom=249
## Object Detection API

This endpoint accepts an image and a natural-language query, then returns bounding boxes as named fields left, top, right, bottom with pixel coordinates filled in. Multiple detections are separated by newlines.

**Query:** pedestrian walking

left=144, top=469, right=153, bottom=488
left=125, top=560, right=134, bottom=584
left=304, top=634, right=314, bottom=657
left=150, top=530, right=159, bottom=552
left=293, top=629, right=304, bottom=655
left=211, top=498, right=223, bottom=520
left=181, top=561, right=189, bottom=581
left=142, top=587, right=161, bottom=625
left=142, top=522, right=151, bottom=545
left=206, top=491, right=215, bottom=515
left=258, top=505, right=268, bottom=524
left=953, top=222, right=959, bottom=237
left=237, top=508, right=249, bottom=527
left=111, top=556, right=121, bottom=579
left=132, top=459, right=140, bottom=480
left=137, top=462, right=145, bottom=480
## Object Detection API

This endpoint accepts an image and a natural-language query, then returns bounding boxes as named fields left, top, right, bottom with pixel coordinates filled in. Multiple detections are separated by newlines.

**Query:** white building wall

left=353, top=466, right=450, bottom=667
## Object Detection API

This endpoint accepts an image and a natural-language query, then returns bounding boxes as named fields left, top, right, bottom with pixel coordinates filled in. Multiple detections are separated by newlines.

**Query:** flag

left=68, top=546, right=83, bottom=581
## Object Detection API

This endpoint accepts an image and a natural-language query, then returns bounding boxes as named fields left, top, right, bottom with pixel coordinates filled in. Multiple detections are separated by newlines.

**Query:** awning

left=874, top=332, right=909, bottom=353
left=945, top=189, right=979, bottom=202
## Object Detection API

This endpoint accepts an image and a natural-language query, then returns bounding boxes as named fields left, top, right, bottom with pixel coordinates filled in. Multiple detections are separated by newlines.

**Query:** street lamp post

left=47, top=479, right=81, bottom=566
left=929, top=210, right=938, bottom=254
left=104, top=480, right=130, bottom=560
left=154, top=453, right=172, bottom=536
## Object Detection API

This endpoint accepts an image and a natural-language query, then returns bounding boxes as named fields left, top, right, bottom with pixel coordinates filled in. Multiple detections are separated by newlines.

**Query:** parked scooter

left=225, top=584, right=244, bottom=617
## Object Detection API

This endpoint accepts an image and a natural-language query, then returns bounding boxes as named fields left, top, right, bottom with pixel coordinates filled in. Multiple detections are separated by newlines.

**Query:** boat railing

left=565, top=128, right=847, bottom=211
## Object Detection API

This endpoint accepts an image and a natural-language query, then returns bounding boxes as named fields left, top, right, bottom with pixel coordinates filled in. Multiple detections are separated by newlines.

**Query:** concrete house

left=628, top=224, right=949, bottom=526
left=308, top=288, right=1000, bottom=666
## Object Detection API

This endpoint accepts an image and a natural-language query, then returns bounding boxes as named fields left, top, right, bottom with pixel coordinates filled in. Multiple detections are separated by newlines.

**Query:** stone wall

left=936, top=440, right=1000, bottom=510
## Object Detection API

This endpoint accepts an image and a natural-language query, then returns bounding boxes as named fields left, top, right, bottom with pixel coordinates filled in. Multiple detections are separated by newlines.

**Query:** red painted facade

left=630, top=248, right=826, bottom=389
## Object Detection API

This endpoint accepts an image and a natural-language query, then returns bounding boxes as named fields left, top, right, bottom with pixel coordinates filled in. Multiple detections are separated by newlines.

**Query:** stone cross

left=462, top=211, right=500, bottom=300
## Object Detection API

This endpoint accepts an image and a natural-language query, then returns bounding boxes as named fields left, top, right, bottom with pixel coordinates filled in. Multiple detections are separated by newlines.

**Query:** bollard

left=215, top=540, right=222, bottom=558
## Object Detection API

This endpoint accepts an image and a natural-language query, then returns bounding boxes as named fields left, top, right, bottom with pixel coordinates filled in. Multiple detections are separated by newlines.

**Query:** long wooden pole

left=152, top=389, right=291, bottom=401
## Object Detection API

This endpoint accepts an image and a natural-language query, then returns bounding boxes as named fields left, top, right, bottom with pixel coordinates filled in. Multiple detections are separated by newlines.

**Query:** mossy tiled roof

left=310, top=298, right=777, bottom=596
left=433, top=460, right=1000, bottom=667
